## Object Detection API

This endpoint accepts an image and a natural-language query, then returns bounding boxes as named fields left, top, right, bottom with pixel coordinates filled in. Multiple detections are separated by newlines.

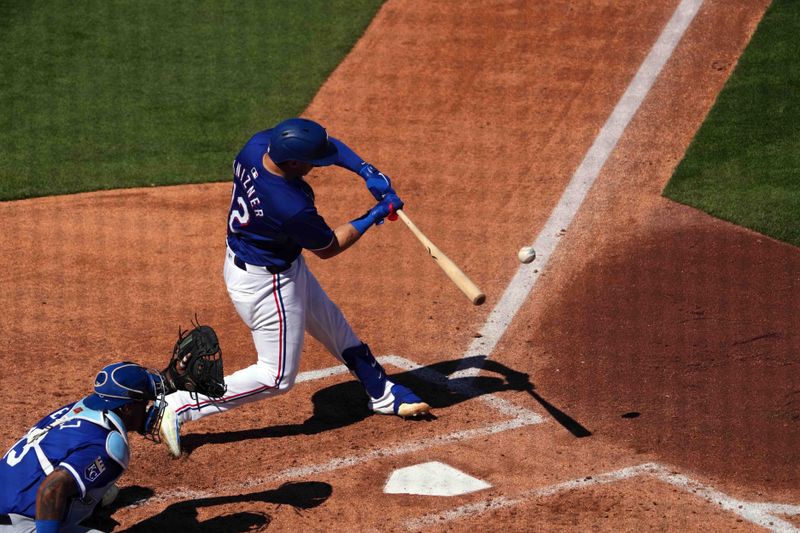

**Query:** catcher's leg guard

left=341, top=344, right=430, bottom=417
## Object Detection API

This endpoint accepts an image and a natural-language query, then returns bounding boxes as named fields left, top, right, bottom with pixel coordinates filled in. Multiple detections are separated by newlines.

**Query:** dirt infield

left=2, top=0, right=797, bottom=531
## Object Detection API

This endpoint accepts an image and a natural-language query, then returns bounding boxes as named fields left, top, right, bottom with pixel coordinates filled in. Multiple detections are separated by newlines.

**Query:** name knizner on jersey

left=233, top=162, right=264, bottom=218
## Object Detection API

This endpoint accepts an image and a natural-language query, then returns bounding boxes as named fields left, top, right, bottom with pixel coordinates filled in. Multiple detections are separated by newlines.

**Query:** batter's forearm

left=313, top=222, right=363, bottom=259
left=330, top=137, right=365, bottom=172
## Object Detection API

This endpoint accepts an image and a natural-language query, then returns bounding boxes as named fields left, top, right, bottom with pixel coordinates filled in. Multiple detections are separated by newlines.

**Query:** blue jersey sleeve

left=330, top=137, right=366, bottom=173
left=283, top=208, right=335, bottom=251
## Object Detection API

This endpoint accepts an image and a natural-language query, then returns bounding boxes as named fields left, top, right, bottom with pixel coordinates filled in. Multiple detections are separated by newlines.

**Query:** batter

left=160, top=118, right=430, bottom=457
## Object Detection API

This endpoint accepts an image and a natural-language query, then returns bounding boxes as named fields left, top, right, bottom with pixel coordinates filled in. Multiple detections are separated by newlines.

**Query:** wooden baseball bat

left=395, top=210, right=486, bottom=305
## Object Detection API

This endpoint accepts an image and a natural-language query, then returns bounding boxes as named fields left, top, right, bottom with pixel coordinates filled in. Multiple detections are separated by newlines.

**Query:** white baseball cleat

left=371, top=383, right=431, bottom=418
left=396, top=401, right=431, bottom=418
left=159, top=404, right=182, bottom=458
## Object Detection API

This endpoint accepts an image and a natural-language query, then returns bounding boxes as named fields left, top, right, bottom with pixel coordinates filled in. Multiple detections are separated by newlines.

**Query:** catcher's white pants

left=167, top=248, right=396, bottom=423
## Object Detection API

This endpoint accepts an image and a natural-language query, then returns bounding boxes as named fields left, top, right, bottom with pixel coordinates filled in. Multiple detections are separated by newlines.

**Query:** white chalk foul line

left=137, top=356, right=544, bottom=508
left=456, top=0, right=705, bottom=378
left=652, top=468, right=800, bottom=532
left=406, top=463, right=800, bottom=532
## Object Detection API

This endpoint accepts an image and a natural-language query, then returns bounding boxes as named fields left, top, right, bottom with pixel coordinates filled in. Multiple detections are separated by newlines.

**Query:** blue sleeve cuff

left=330, top=137, right=365, bottom=172
left=35, top=519, right=60, bottom=533
left=350, top=211, right=375, bottom=235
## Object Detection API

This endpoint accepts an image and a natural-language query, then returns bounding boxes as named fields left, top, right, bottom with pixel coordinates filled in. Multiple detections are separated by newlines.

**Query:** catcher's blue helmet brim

left=83, top=393, right=133, bottom=411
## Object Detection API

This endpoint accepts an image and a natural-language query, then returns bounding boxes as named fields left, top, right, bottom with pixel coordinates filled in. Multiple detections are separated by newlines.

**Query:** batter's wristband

left=350, top=211, right=376, bottom=234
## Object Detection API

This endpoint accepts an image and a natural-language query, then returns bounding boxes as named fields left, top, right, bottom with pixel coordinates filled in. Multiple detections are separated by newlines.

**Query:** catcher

left=0, top=362, right=167, bottom=533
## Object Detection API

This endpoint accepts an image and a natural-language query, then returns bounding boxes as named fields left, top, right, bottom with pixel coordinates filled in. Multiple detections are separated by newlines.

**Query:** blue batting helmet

left=267, top=118, right=338, bottom=166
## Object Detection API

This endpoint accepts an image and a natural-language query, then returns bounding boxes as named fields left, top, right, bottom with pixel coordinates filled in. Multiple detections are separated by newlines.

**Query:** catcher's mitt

left=164, top=323, right=226, bottom=400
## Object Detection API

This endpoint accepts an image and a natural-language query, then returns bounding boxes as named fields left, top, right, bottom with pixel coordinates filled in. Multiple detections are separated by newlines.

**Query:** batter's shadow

left=182, top=355, right=588, bottom=453
left=399, top=355, right=590, bottom=438
left=94, top=481, right=331, bottom=532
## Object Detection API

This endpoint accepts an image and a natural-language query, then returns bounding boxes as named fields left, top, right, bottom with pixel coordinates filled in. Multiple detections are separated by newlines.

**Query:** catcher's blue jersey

left=0, top=400, right=128, bottom=524
left=226, top=130, right=366, bottom=268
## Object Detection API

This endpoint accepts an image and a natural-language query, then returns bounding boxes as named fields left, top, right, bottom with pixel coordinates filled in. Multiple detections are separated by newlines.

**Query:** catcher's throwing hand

left=163, top=323, right=226, bottom=399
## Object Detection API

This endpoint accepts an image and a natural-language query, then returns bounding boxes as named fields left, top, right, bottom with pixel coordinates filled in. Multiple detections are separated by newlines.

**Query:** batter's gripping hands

left=164, top=323, right=226, bottom=400
left=358, top=163, right=395, bottom=201
left=372, top=192, right=404, bottom=224
left=351, top=193, right=404, bottom=234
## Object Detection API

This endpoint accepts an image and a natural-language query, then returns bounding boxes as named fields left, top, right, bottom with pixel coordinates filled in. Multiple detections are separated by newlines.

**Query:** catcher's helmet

left=267, top=118, right=338, bottom=166
left=84, top=362, right=166, bottom=411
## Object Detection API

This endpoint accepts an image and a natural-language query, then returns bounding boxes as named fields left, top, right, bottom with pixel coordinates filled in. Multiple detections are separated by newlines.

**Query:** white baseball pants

left=167, top=248, right=397, bottom=422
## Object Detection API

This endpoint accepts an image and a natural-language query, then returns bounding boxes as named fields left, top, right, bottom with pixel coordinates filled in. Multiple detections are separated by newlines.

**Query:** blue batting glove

left=350, top=193, right=404, bottom=234
left=371, top=192, right=403, bottom=223
left=358, top=163, right=395, bottom=200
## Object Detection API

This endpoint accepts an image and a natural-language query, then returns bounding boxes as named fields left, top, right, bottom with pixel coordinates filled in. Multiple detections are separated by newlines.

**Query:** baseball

left=517, top=246, right=536, bottom=264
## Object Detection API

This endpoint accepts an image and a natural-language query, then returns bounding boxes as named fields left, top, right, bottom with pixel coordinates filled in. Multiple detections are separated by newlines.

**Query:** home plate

left=384, top=461, right=491, bottom=496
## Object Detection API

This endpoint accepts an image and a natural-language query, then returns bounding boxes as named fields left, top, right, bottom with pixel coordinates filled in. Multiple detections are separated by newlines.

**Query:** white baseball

left=517, top=246, right=536, bottom=264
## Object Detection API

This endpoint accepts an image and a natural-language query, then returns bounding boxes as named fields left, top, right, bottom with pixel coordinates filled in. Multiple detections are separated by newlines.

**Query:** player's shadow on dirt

left=84, top=486, right=154, bottom=531
left=418, top=356, right=591, bottom=438
left=97, top=481, right=330, bottom=532
left=182, top=355, right=589, bottom=453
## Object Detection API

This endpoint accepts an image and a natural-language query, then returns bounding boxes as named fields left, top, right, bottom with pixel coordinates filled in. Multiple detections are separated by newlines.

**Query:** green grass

left=664, top=0, right=800, bottom=247
left=0, top=0, right=383, bottom=200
